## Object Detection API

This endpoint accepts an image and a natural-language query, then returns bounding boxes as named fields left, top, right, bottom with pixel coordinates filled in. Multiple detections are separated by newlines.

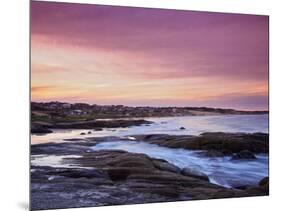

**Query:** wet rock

left=31, top=124, right=53, bottom=134
left=87, top=131, right=92, bottom=134
left=31, top=142, right=92, bottom=155
left=80, top=132, right=86, bottom=135
left=181, top=167, right=209, bottom=182
left=58, top=169, right=109, bottom=179
left=180, top=127, right=186, bottom=130
left=204, top=150, right=225, bottom=157
left=259, top=177, right=269, bottom=187
left=51, top=119, right=153, bottom=129
left=93, top=128, right=103, bottom=131
left=152, top=160, right=181, bottom=173
left=106, top=168, right=133, bottom=181
left=231, top=150, right=256, bottom=160
left=63, top=138, right=84, bottom=142
left=240, top=183, right=269, bottom=197
left=233, top=184, right=252, bottom=190
left=136, top=132, right=268, bottom=154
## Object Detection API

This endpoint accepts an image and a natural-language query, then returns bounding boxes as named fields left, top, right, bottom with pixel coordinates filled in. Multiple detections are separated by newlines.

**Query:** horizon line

left=31, top=101, right=269, bottom=112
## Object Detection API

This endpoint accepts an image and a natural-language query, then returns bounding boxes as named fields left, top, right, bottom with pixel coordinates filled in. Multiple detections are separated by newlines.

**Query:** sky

left=31, top=1, right=269, bottom=110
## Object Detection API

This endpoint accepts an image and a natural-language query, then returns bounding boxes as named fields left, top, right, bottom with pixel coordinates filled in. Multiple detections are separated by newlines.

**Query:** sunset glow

left=31, top=1, right=269, bottom=110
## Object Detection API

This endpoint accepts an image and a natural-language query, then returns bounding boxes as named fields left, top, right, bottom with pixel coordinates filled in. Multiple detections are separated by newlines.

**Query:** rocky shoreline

left=31, top=119, right=152, bottom=134
left=31, top=101, right=268, bottom=120
left=132, top=132, right=269, bottom=158
left=31, top=132, right=269, bottom=210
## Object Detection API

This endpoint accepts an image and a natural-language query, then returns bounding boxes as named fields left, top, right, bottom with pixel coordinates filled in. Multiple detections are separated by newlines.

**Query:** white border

left=1, top=0, right=280, bottom=211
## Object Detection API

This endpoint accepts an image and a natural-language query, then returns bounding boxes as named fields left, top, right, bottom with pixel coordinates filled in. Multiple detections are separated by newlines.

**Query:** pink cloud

left=31, top=1, right=268, bottom=110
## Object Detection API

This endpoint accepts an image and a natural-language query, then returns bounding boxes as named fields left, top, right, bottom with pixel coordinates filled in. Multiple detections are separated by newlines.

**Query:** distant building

left=69, top=109, right=88, bottom=116
left=70, top=109, right=83, bottom=115
left=62, top=103, right=71, bottom=109
left=49, top=104, right=58, bottom=109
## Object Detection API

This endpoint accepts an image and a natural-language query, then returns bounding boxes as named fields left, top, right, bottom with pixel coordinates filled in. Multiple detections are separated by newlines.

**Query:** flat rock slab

left=133, top=132, right=269, bottom=154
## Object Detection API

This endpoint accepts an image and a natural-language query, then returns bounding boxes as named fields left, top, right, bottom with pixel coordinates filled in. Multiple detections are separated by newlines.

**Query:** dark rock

left=180, top=127, right=186, bottom=130
left=58, top=169, right=109, bottom=179
left=31, top=125, right=53, bottom=134
left=51, top=119, right=153, bottom=129
left=87, top=131, right=92, bottom=134
left=181, top=167, right=209, bottom=182
left=31, top=142, right=91, bottom=155
left=152, top=160, right=181, bottom=173
left=63, top=138, right=84, bottom=142
left=204, top=150, right=225, bottom=157
left=233, top=184, right=252, bottom=190
left=259, top=177, right=269, bottom=187
left=136, top=132, right=269, bottom=154
left=231, top=150, right=256, bottom=160
left=240, top=183, right=269, bottom=196
left=80, top=132, right=86, bottom=135
left=107, top=168, right=132, bottom=181
left=93, top=128, right=103, bottom=131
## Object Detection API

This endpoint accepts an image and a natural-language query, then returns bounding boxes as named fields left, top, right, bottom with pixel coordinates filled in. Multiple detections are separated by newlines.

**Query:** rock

left=181, top=167, right=209, bottom=182
left=93, top=128, right=103, bottom=131
left=259, top=177, right=269, bottom=187
left=233, top=184, right=252, bottom=190
left=180, top=127, right=186, bottom=130
left=204, top=150, right=225, bottom=157
left=58, top=169, right=109, bottom=179
left=231, top=150, right=256, bottom=160
left=152, top=160, right=181, bottom=173
left=52, top=119, right=153, bottom=129
left=31, top=136, right=269, bottom=211
left=63, top=138, right=84, bottom=142
left=31, top=142, right=90, bottom=155
left=87, top=131, right=92, bottom=134
left=106, top=168, right=132, bottom=181
left=80, top=132, right=86, bottom=135
left=137, top=132, right=269, bottom=154
left=31, top=125, right=53, bottom=134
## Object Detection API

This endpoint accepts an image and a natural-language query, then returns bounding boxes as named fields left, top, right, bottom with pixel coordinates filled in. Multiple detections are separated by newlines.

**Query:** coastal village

left=31, top=101, right=268, bottom=121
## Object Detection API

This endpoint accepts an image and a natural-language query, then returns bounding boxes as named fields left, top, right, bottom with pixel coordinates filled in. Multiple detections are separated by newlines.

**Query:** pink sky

left=31, top=1, right=269, bottom=110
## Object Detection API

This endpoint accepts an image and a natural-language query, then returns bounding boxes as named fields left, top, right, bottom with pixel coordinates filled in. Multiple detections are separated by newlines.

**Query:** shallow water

left=92, top=140, right=268, bottom=188
left=31, top=114, right=268, bottom=144
left=31, top=155, right=83, bottom=168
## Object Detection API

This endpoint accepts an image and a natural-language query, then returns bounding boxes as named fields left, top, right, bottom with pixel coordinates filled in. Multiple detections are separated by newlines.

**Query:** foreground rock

left=152, top=159, right=181, bottom=173
left=31, top=138, right=268, bottom=210
left=181, top=167, right=209, bottom=182
left=259, top=177, right=269, bottom=187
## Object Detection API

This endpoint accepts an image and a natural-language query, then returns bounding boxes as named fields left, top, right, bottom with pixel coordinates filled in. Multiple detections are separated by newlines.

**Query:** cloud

left=31, top=1, right=269, bottom=110
left=31, top=64, right=68, bottom=74
left=31, top=2, right=268, bottom=81
left=31, top=85, right=56, bottom=92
